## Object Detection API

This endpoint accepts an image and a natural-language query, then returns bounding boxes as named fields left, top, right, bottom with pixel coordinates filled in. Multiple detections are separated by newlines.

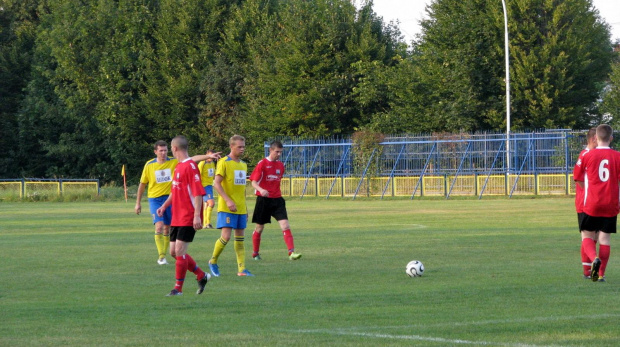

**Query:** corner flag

left=121, top=165, right=128, bottom=202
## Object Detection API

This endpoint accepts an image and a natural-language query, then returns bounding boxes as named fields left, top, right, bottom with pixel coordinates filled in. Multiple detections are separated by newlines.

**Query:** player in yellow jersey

left=208, top=135, right=254, bottom=277
left=135, top=140, right=219, bottom=265
left=197, top=150, right=217, bottom=229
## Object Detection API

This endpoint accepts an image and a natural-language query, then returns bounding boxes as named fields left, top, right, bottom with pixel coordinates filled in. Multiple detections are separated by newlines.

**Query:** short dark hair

left=586, top=127, right=597, bottom=142
left=597, top=124, right=613, bottom=143
left=154, top=140, right=168, bottom=150
left=171, top=135, right=189, bottom=151
left=270, top=140, right=283, bottom=149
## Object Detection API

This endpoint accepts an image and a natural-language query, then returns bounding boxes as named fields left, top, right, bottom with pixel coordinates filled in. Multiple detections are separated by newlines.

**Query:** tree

left=601, top=60, right=620, bottom=127
left=237, top=0, right=403, bottom=161
left=0, top=0, right=45, bottom=177
left=412, top=0, right=613, bottom=131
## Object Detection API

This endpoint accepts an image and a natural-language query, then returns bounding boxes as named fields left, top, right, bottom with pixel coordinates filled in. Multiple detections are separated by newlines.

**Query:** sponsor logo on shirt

left=267, top=174, right=279, bottom=181
left=208, top=168, right=215, bottom=177
left=155, top=169, right=172, bottom=183
left=234, top=170, right=246, bottom=185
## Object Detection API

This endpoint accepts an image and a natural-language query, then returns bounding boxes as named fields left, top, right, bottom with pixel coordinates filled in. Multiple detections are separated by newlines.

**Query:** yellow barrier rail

left=279, top=174, right=577, bottom=198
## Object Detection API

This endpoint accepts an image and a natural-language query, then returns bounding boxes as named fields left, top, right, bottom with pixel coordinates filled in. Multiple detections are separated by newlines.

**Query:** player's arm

left=573, top=156, right=586, bottom=188
left=191, top=152, right=221, bottom=163
left=156, top=194, right=172, bottom=217
left=249, top=162, right=268, bottom=197
left=214, top=174, right=237, bottom=212
left=135, top=182, right=147, bottom=215
left=251, top=180, right=269, bottom=197
left=193, top=195, right=203, bottom=230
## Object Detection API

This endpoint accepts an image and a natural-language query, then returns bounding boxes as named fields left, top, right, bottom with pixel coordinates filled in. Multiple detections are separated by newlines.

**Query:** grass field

left=1, top=197, right=619, bottom=346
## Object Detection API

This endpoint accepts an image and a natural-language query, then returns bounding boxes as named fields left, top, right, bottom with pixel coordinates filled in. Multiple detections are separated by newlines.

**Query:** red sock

left=582, top=238, right=598, bottom=264
left=282, top=229, right=295, bottom=254
left=581, top=243, right=592, bottom=276
left=599, top=244, right=610, bottom=277
left=174, top=255, right=188, bottom=292
left=185, top=254, right=205, bottom=280
left=252, top=230, right=261, bottom=256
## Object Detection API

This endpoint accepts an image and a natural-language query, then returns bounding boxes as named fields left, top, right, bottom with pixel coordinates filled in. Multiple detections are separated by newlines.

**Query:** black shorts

left=251, top=196, right=288, bottom=224
left=170, top=226, right=197, bottom=242
left=577, top=212, right=586, bottom=232
left=579, top=214, right=617, bottom=234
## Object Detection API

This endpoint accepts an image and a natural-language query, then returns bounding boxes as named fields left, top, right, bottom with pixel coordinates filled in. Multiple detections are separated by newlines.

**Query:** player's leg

left=252, top=224, right=265, bottom=260
left=163, top=224, right=171, bottom=260
left=598, top=234, right=610, bottom=282
left=251, top=196, right=270, bottom=260
left=161, top=204, right=172, bottom=261
left=581, top=231, right=593, bottom=278
left=209, top=212, right=233, bottom=276
left=154, top=221, right=167, bottom=264
left=204, top=186, right=215, bottom=228
left=165, top=228, right=183, bottom=296
left=274, top=198, right=301, bottom=260
left=234, top=215, right=253, bottom=276
left=178, top=227, right=210, bottom=293
left=598, top=226, right=612, bottom=282
left=150, top=197, right=169, bottom=264
left=278, top=219, right=301, bottom=260
left=202, top=193, right=211, bottom=229
left=580, top=215, right=599, bottom=266
left=206, top=198, right=215, bottom=229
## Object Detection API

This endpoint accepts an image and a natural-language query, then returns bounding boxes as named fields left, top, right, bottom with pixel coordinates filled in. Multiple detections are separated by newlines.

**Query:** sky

left=355, top=0, right=620, bottom=44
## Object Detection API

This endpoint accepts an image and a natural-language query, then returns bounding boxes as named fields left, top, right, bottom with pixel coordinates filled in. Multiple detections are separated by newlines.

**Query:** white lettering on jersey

left=234, top=170, right=247, bottom=185
left=155, top=169, right=172, bottom=183
left=599, top=159, right=610, bottom=182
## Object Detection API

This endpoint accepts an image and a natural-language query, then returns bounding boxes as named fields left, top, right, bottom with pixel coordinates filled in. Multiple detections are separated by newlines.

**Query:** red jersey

left=574, top=149, right=589, bottom=213
left=573, top=147, right=620, bottom=217
left=170, top=159, right=205, bottom=226
left=249, top=158, right=285, bottom=198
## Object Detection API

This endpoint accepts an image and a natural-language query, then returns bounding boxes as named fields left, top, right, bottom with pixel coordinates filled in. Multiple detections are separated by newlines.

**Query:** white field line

left=376, top=313, right=620, bottom=329
left=289, top=314, right=620, bottom=347
left=291, top=329, right=547, bottom=347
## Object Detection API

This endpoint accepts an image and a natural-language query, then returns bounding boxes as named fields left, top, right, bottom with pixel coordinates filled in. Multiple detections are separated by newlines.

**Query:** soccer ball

left=406, top=260, right=424, bottom=277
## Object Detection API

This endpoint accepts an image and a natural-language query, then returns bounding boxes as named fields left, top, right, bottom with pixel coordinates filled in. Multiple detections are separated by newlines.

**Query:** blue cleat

left=209, top=261, right=220, bottom=277
left=237, top=269, right=254, bottom=277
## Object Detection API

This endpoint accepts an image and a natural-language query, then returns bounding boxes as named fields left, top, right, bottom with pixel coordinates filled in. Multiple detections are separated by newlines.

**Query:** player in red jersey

left=157, top=136, right=220, bottom=296
left=573, top=124, right=620, bottom=282
left=249, top=140, right=301, bottom=260
left=575, top=128, right=597, bottom=279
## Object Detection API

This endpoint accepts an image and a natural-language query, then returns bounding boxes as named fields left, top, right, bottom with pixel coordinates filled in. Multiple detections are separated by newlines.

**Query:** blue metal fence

left=266, top=130, right=587, bottom=199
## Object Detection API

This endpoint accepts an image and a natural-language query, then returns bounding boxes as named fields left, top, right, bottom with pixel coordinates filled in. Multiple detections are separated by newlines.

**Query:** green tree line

left=1, top=0, right=617, bottom=184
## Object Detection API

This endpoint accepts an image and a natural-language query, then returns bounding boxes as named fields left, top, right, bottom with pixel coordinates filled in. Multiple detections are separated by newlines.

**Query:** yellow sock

left=202, top=206, right=208, bottom=228
left=154, top=234, right=165, bottom=259
left=206, top=206, right=213, bottom=225
left=163, top=235, right=170, bottom=257
left=234, top=236, right=245, bottom=272
left=211, top=237, right=227, bottom=264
